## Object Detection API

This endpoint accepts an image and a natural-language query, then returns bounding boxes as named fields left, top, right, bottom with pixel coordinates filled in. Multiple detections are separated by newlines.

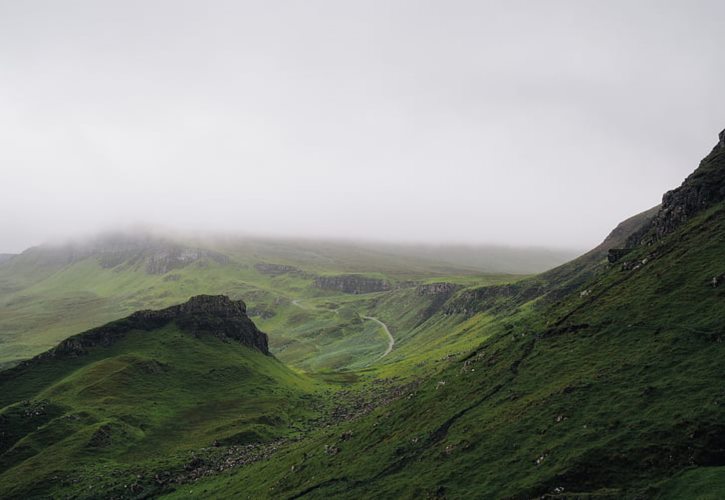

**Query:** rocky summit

left=627, top=129, right=725, bottom=246
left=16, top=295, right=269, bottom=367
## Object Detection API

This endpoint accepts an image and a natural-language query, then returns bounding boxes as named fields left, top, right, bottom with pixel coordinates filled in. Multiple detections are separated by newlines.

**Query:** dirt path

left=362, top=315, right=394, bottom=359
left=291, top=298, right=394, bottom=359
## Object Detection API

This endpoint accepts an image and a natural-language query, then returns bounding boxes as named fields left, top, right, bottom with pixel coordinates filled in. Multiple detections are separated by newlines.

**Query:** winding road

left=290, top=298, right=394, bottom=359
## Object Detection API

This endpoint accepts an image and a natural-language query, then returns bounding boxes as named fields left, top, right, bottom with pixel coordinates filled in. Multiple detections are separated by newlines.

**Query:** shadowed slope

left=0, top=296, right=318, bottom=499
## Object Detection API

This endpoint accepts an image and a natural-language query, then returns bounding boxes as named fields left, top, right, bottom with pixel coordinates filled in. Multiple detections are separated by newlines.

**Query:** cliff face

left=313, top=275, right=390, bottom=294
left=444, top=281, right=546, bottom=316
left=254, top=262, right=304, bottom=276
left=415, top=282, right=459, bottom=296
left=24, top=295, right=269, bottom=364
left=627, top=129, right=725, bottom=246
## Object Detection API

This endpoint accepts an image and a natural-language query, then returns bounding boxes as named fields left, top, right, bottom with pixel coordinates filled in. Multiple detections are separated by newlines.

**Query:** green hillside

left=0, top=235, right=524, bottom=371
left=174, top=131, right=725, bottom=497
left=0, top=132, right=724, bottom=498
left=0, top=296, right=324, bottom=498
left=196, top=201, right=724, bottom=498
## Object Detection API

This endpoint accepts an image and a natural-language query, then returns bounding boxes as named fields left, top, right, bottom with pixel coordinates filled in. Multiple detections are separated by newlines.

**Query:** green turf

left=0, top=321, right=326, bottom=498
left=157, top=200, right=725, bottom=499
left=1, top=145, right=724, bottom=498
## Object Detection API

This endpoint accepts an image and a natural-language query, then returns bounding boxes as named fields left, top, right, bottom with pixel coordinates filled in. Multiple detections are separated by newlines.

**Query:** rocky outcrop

left=313, top=275, right=390, bottom=294
left=627, top=129, right=725, bottom=247
left=12, top=295, right=269, bottom=367
left=441, top=202, right=662, bottom=318
left=415, top=282, right=460, bottom=296
left=143, top=248, right=228, bottom=274
left=607, top=248, right=632, bottom=263
left=254, top=263, right=303, bottom=276
left=444, top=281, right=546, bottom=316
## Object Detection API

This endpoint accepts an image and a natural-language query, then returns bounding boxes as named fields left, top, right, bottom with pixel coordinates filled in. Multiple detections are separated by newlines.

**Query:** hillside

left=0, top=295, right=322, bottom=498
left=166, top=130, right=725, bottom=497
left=0, top=131, right=723, bottom=498
left=0, top=235, right=530, bottom=370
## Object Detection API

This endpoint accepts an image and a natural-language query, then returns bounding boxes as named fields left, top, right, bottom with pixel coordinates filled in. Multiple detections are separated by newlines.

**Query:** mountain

left=1, top=130, right=724, bottom=498
left=0, top=295, right=318, bottom=498
left=172, top=129, right=725, bottom=498
left=0, top=233, right=546, bottom=370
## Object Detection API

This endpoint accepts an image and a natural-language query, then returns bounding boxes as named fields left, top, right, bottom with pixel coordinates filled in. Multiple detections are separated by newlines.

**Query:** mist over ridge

left=2, top=1, right=724, bottom=253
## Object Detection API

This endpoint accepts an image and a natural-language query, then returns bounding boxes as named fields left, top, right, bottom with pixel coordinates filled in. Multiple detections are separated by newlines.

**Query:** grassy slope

left=3, top=147, right=723, bottom=498
left=0, top=322, right=322, bottom=498
left=0, top=237, right=521, bottom=371
left=171, top=205, right=725, bottom=497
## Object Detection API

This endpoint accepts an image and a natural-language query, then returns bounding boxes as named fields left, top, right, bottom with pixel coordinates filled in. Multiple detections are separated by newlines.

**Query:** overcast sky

left=1, top=1, right=723, bottom=253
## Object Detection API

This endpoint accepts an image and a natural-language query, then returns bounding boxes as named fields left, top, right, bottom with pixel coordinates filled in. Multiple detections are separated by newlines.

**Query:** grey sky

left=1, top=0, right=723, bottom=253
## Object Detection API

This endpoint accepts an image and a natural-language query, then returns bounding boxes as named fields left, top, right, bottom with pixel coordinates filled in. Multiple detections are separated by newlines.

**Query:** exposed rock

left=324, top=444, right=341, bottom=456
left=415, top=282, right=460, bottom=296
left=87, top=423, right=119, bottom=448
left=628, top=129, right=725, bottom=246
left=313, top=275, right=390, bottom=294
left=712, top=274, right=725, bottom=288
left=441, top=205, right=660, bottom=318
left=247, top=307, right=275, bottom=320
left=607, top=248, right=632, bottom=263
left=2, top=296, right=269, bottom=376
left=254, top=262, right=303, bottom=276
left=144, top=247, right=228, bottom=274
left=621, top=258, right=648, bottom=271
left=444, top=282, right=545, bottom=316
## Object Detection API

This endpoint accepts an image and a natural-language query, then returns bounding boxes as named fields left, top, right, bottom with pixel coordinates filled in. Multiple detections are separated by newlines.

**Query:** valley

left=0, top=133, right=724, bottom=498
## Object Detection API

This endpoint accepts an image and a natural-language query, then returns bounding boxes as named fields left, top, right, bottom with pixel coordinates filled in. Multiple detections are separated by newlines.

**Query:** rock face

left=28, top=295, right=269, bottom=362
left=143, top=247, right=228, bottom=274
left=415, top=282, right=459, bottom=296
left=254, top=263, right=303, bottom=276
left=444, top=282, right=546, bottom=316
left=627, top=129, right=725, bottom=246
left=607, top=248, right=632, bottom=263
left=313, top=275, right=390, bottom=294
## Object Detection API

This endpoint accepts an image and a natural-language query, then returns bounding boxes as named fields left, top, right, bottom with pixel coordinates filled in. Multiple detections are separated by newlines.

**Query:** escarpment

left=626, top=129, right=725, bottom=247
left=7, top=295, right=269, bottom=373
left=313, top=274, right=391, bottom=294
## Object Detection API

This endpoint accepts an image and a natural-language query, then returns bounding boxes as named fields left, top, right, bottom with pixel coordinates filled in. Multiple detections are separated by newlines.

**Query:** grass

left=157, top=202, right=725, bottom=498
left=0, top=322, right=326, bottom=498
left=0, top=238, right=525, bottom=370
left=1, top=154, right=724, bottom=497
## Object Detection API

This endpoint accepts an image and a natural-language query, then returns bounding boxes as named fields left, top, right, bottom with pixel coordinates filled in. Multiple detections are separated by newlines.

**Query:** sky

left=1, top=0, right=724, bottom=253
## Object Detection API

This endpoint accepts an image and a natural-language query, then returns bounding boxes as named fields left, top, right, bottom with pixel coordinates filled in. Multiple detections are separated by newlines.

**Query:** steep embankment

left=0, top=295, right=319, bottom=499
left=180, top=131, right=725, bottom=498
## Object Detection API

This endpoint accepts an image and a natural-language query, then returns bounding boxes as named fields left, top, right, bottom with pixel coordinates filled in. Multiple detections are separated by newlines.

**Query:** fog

left=1, top=1, right=724, bottom=253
